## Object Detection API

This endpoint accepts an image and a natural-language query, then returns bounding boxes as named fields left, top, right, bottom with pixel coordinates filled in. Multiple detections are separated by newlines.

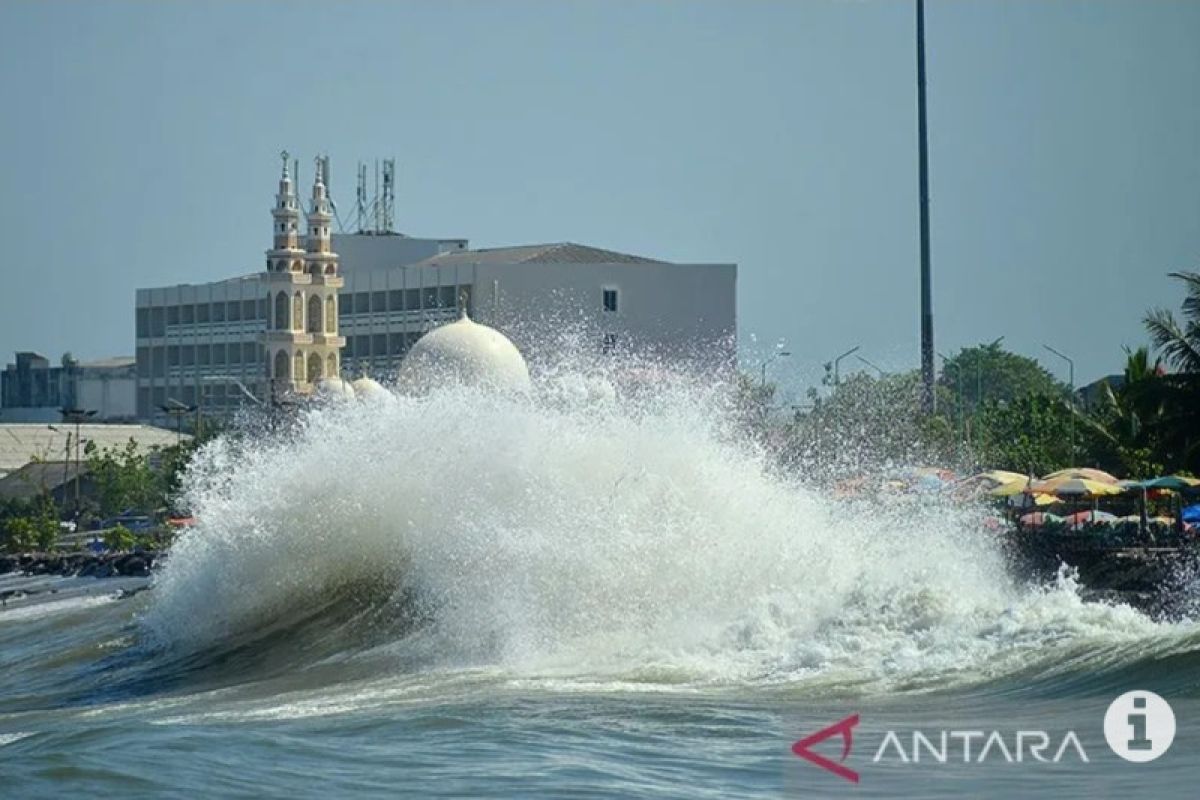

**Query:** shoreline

left=0, top=551, right=159, bottom=580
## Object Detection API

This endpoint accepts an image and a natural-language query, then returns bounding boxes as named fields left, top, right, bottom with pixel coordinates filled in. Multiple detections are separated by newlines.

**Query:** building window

left=325, top=296, right=336, bottom=333
left=213, top=344, right=226, bottom=365
left=196, top=303, right=210, bottom=323
left=388, top=290, right=404, bottom=311
left=181, top=304, right=195, bottom=324
left=181, top=345, right=195, bottom=366
left=602, top=333, right=618, bottom=354
left=372, top=291, right=387, bottom=313
left=197, top=344, right=210, bottom=366
left=275, top=291, right=289, bottom=330
left=292, top=293, right=304, bottom=330
left=227, top=301, right=241, bottom=322
left=212, top=302, right=226, bottom=323
left=150, top=307, right=166, bottom=337
left=274, top=350, right=289, bottom=379
left=355, top=293, right=370, bottom=314
left=389, top=332, right=406, bottom=354
left=136, top=308, right=149, bottom=338
left=243, top=342, right=257, bottom=364
left=307, top=295, right=323, bottom=333
left=167, top=345, right=180, bottom=366
left=243, top=300, right=257, bottom=321
left=603, top=288, right=619, bottom=313
left=354, top=335, right=370, bottom=357
left=167, top=305, right=180, bottom=326
left=373, top=334, right=387, bottom=358
left=405, top=288, right=420, bottom=311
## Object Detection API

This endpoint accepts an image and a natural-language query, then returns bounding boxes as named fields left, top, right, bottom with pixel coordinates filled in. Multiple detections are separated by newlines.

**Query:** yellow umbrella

left=1030, top=477, right=1123, bottom=497
left=976, top=470, right=1028, bottom=486
left=990, top=477, right=1034, bottom=497
left=1041, top=467, right=1119, bottom=485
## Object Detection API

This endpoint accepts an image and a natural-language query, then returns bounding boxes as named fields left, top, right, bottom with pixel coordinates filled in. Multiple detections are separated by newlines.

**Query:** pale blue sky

left=1, top=0, right=1197, bottom=389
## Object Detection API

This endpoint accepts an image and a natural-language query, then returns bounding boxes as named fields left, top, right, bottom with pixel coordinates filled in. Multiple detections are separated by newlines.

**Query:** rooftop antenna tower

left=355, top=163, right=368, bottom=233
left=381, top=159, right=395, bottom=233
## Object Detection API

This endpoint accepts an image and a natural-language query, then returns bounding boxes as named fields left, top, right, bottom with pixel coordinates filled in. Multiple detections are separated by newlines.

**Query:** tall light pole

left=833, top=345, right=861, bottom=387
left=1043, top=344, right=1076, bottom=462
left=856, top=354, right=887, bottom=378
left=59, top=407, right=96, bottom=517
left=916, top=0, right=935, bottom=414
left=760, top=350, right=792, bottom=388
left=938, top=351, right=964, bottom=454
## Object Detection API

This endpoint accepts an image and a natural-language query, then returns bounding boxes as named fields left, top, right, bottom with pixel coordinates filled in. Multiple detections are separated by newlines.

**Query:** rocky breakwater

left=0, top=551, right=160, bottom=579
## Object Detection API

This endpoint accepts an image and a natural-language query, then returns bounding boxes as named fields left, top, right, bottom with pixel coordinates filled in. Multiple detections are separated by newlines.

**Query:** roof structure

left=0, top=461, right=89, bottom=502
left=411, top=242, right=668, bottom=268
left=0, top=424, right=186, bottom=477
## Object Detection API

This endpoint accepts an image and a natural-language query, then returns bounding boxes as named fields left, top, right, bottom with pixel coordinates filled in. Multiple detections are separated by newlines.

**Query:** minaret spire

left=261, top=150, right=345, bottom=397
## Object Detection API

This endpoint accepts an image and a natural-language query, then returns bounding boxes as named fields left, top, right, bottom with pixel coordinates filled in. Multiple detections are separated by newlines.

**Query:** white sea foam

left=143, top=362, right=1192, bottom=695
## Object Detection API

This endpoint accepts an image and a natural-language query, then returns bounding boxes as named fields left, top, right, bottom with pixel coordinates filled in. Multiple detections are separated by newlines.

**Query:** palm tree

left=1140, top=271, right=1200, bottom=473
left=1144, top=271, right=1200, bottom=372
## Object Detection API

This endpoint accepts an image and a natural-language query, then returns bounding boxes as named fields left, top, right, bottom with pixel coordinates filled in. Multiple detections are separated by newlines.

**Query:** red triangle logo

left=792, top=713, right=860, bottom=784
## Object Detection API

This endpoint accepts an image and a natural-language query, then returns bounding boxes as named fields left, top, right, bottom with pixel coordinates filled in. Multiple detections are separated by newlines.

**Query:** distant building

left=134, top=153, right=737, bottom=424
left=0, top=352, right=136, bottom=423
left=0, top=461, right=96, bottom=507
left=0, top=423, right=184, bottom=480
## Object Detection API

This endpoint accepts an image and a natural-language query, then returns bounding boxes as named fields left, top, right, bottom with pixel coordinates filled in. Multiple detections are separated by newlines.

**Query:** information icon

left=1104, top=691, right=1175, bottom=762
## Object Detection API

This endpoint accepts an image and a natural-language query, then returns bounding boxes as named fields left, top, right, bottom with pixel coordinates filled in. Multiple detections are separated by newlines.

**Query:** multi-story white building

left=135, top=154, right=736, bottom=424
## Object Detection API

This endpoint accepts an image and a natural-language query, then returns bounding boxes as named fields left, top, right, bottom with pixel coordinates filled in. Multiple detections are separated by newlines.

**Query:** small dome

left=397, top=312, right=531, bottom=394
left=351, top=376, right=388, bottom=401
left=314, top=376, right=356, bottom=401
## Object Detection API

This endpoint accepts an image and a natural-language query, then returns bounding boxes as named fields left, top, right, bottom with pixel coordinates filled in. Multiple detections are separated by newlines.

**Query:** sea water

left=1, top=363, right=1197, bottom=798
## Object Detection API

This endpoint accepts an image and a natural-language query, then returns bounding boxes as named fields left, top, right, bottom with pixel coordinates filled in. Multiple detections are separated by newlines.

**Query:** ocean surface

left=2, top=372, right=1198, bottom=798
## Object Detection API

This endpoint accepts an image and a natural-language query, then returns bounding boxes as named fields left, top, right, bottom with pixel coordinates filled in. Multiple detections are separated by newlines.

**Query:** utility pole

left=916, top=0, right=935, bottom=414
left=59, top=407, right=96, bottom=517
left=833, top=345, right=861, bottom=387
left=1043, top=344, right=1076, bottom=463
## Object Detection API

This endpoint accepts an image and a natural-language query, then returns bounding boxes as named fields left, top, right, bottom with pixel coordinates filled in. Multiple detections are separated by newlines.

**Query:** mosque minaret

left=262, top=152, right=345, bottom=397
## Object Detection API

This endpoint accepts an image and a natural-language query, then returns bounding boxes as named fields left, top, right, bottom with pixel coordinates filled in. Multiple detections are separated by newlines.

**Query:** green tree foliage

left=102, top=523, right=136, bottom=551
left=0, top=496, right=59, bottom=553
left=1144, top=271, right=1200, bottom=373
left=938, top=340, right=1065, bottom=409
left=973, top=395, right=1087, bottom=476
left=786, top=370, right=956, bottom=477
left=85, top=438, right=161, bottom=517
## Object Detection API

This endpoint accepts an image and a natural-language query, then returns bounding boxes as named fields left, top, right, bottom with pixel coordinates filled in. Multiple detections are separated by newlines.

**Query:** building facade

left=134, top=154, right=737, bottom=424
left=1, top=352, right=136, bottom=423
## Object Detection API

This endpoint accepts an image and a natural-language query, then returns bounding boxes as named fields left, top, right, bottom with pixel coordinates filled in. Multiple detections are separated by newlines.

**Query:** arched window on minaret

left=325, top=297, right=335, bottom=333
left=274, top=350, right=289, bottom=380
left=326, top=353, right=337, bottom=377
left=307, top=353, right=323, bottom=383
left=307, top=295, right=323, bottom=333
left=293, top=351, right=305, bottom=383
left=292, top=293, right=304, bottom=331
left=275, top=291, right=289, bottom=330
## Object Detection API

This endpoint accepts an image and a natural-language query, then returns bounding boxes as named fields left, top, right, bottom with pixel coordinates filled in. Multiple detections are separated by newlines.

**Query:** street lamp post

left=833, top=345, right=861, bottom=387
left=1043, top=344, right=1076, bottom=462
left=760, top=350, right=791, bottom=389
left=59, top=407, right=96, bottom=516
left=856, top=354, right=886, bottom=378
left=938, top=351, right=965, bottom=456
left=159, top=399, right=198, bottom=446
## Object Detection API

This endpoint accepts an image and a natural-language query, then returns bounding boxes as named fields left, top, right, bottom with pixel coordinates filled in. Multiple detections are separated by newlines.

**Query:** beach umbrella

left=1062, top=510, right=1117, bottom=526
left=1136, top=475, right=1200, bottom=492
left=1041, top=467, right=1119, bottom=484
left=990, top=477, right=1035, bottom=497
left=1019, top=511, right=1063, bottom=528
left=1030, top=477, right=1123, bottom=497
left=974, top=470, right=1028, bottom=486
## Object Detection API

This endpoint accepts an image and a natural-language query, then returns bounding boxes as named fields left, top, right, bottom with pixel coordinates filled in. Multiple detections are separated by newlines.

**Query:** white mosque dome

left=397, top=311, right=531, bottom=394
left=314, top=376, right=357, bottom=401
left=350, top=376, right=389, bottom=401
